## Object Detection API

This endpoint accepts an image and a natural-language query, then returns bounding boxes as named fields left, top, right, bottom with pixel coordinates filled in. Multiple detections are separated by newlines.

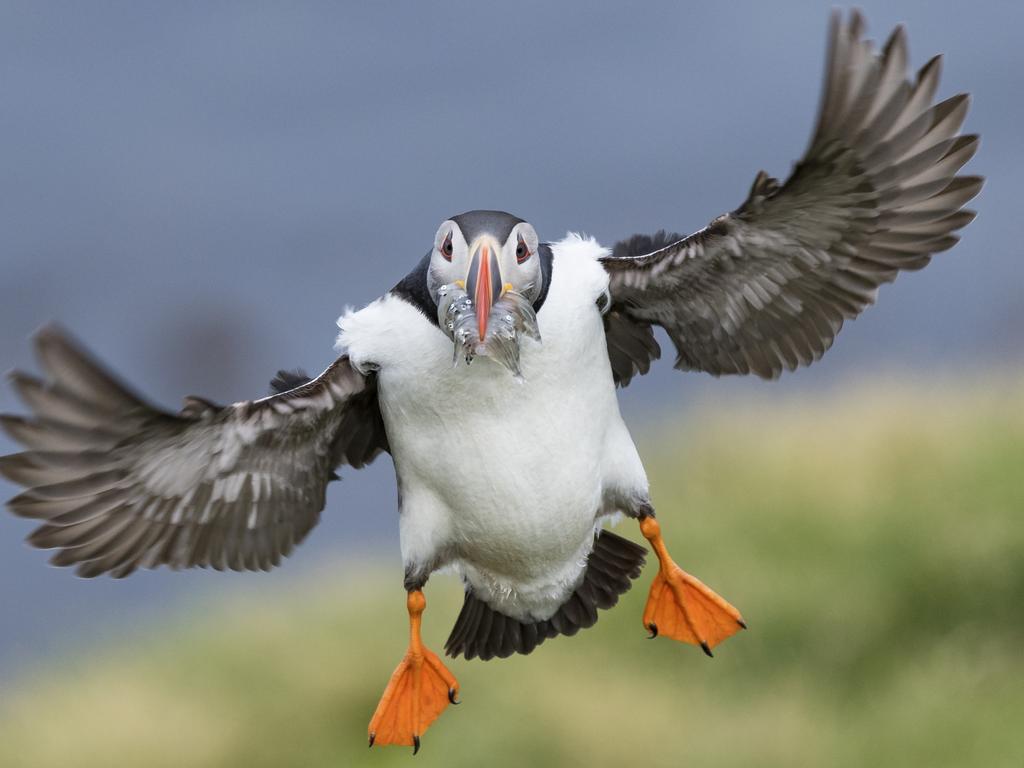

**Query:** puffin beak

left=465, top=238, right=504, bottom=340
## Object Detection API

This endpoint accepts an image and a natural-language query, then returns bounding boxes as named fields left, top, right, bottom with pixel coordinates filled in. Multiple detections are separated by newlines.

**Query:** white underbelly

left=338, top=234, right=648, bottom=620
left=381, top=335, right=610, bottom=576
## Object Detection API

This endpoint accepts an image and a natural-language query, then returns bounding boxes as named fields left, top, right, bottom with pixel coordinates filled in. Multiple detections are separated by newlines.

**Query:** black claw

left=646, top=622, right=658, bottom=639
left=413, top=735, right=421, bottom=755
left=448, top=688, right=460, bottom=705
left=368, top=733, right=375, bottom=748
left=700, top=641, right=713, bottom=658
left=737, top=618, right=748, bottom=630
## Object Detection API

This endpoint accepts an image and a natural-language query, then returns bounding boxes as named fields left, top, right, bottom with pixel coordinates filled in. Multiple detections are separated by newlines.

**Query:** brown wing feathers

left=602, top=11, right=981, bottom=381
left=0, top=325, right=386, bottom=577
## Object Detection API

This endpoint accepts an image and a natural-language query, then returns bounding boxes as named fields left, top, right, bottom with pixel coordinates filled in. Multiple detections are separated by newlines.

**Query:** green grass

left=1, top=374, right=1022, bottom=767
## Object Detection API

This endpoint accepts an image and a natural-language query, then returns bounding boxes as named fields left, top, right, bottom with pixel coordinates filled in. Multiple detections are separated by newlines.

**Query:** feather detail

left=1, top=325, right=387, bottom=577
left=601, top=10, right=980, bottom=380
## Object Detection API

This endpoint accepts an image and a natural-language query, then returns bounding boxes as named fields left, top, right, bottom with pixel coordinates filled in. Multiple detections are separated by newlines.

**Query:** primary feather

left=601, top=10, right=981, bottom=380
left=0, top=325, right=387, bottom=577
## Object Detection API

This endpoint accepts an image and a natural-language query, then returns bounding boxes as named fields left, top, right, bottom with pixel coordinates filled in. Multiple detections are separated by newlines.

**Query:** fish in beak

left=436, top=236, right=541, bottom=378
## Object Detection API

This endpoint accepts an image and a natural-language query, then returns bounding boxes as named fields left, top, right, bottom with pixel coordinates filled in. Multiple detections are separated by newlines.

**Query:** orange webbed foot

left=639, top=516, right=746, bottom=655
left=643, top=562, right=746, bottom=654
left=368, top=591, right=459, bottom=753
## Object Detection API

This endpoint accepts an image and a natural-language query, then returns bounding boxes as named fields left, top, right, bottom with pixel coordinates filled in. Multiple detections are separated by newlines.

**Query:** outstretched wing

left=601, top=11, right=981, bottom=383
left=0, top=325, right=388, bottom=577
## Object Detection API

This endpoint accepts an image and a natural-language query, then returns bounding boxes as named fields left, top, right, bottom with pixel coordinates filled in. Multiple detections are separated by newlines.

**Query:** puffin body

left=341, top=233, right=648, bottom=636
left=0, top=11, right=983, bottom=754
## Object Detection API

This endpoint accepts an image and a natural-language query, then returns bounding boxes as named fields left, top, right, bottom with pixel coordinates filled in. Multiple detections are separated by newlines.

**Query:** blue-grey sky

left=0, top=1, right=1019, bottom=676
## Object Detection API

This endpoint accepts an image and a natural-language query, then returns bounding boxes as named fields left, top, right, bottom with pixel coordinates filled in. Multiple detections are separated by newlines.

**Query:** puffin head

left=426, top=210, right=543, bottom=378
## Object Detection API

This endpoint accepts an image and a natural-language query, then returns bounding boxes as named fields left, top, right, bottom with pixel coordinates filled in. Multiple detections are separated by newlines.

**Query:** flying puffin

left=0, top=11, right=980, bottom=752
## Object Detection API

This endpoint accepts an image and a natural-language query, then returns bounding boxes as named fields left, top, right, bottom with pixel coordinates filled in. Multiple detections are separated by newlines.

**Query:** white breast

left=337, top=234, right=647, bottom=621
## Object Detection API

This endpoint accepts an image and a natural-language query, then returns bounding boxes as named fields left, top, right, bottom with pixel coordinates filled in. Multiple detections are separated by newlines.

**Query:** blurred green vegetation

left=1, top=375, right=1022, bottom=768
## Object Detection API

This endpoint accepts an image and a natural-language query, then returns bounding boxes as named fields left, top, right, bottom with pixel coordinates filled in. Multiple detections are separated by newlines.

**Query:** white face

left=426, top=217, right=544, bottom=378
left=426, top=219, right=542, bottom=307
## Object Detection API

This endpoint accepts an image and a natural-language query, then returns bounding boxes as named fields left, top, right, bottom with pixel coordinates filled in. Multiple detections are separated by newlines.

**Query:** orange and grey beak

left=465, top=239, right=504, bottom=340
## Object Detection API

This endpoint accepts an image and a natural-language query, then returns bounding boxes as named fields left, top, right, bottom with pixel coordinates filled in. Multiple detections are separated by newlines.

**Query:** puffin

left=0, top=11, right=980, bottom=752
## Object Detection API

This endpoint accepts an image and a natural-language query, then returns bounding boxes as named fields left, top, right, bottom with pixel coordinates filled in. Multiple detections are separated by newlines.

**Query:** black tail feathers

left=444, top=529, right=646, bottom=661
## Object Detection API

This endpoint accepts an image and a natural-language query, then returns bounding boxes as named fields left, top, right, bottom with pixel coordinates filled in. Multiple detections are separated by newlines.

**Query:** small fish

left=436, top=284, right=541, bottom=378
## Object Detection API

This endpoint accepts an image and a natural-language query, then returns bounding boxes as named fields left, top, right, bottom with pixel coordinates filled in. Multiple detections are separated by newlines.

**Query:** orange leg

left=639, top=515, right=746, bottom=656
left=367, top=590, right=459, bottom=754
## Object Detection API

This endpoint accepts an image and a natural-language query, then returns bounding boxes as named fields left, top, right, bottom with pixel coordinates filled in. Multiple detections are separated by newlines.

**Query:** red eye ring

left=515, top=235, right=530, bottom=264
left=441, top=232, right=453, bottom=260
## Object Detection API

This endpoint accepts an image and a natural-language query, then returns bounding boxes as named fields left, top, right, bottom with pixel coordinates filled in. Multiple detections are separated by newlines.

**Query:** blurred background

left=0, top=1, right=1020, bottom=766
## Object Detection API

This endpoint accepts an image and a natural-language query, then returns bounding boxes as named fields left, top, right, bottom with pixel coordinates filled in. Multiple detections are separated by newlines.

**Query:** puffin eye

left=441, top=232, right=453, bottom=260
left=515, top=235, right=530, bottom=264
